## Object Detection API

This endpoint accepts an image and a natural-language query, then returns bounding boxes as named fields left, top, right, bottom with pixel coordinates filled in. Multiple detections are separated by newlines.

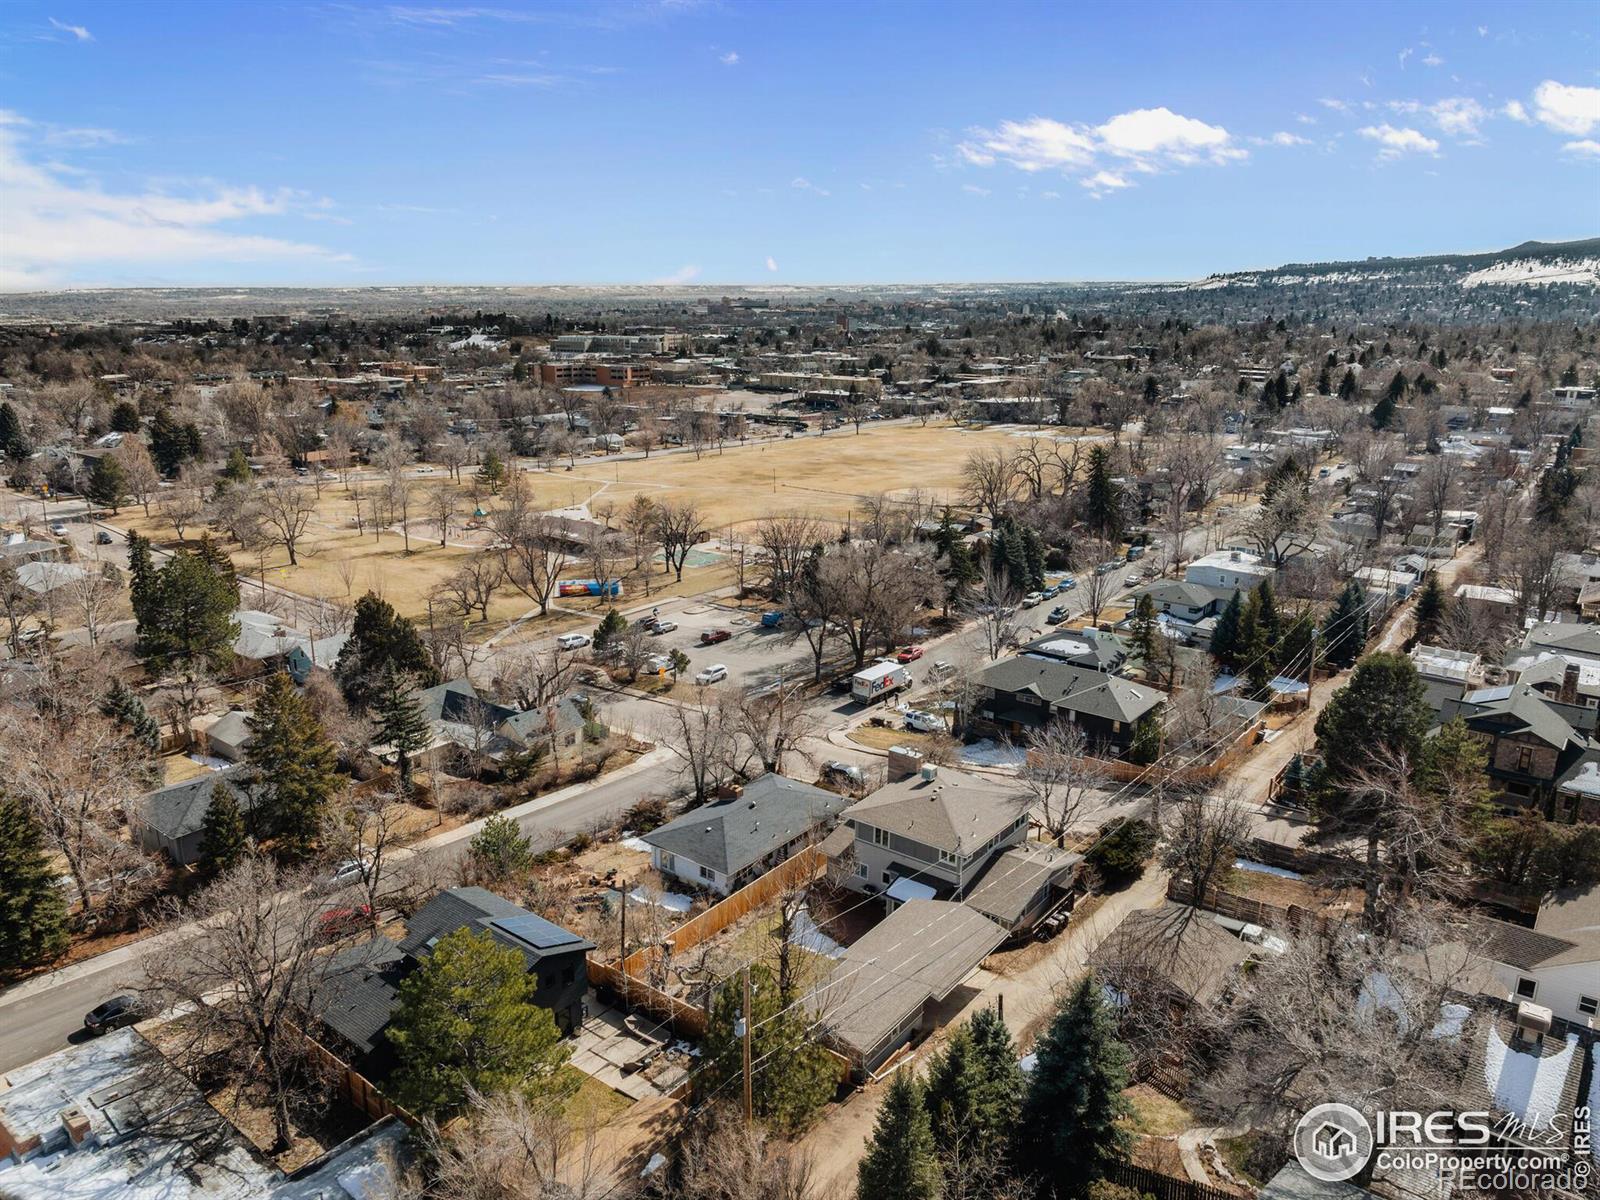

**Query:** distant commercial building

left=538, top=361, right=647, bottom=388
left=754, top=371, right=882, bottom=398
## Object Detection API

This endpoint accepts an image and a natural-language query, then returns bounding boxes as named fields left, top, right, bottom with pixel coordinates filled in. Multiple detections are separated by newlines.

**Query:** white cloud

left=48, top=16, right=92, bottom=41
left=1429, top=97, right=1488, bottom=138
left=765, top=255, right=777, bottom=272
left=1039, top=190, right=1060, bottom=200
left=954, top=105, right=1243, bottom=198
left=1503, top=99, right=1530, bottom=123
left=1422, top=53, right=1443, bottom=68
left=956, top=117, right=1095, bottom=170
left=1398, top=47, right=1413, bottom=68
left=961, top=183, right=990, bottom=196
left=790, top=176, right=830, bottom=197
left=1267, top=131, right=1311, bottom=146
left=1562, top=139, right=1600, bottom=159
left=1358, top=124, right=1440, bottom=159
left=1532, top=80, right=1600, bottom=136
left=1296, top=113, right=1316, bottom=126
left=719, top=50, right=739, bottom=65
left=1477, top=25, right=1488, bottom=36
left=653, top=264, right=700, bottom=284
left=1319, top=98, right=1350, bottom=112
left=0, top=110, right=347, bottom=290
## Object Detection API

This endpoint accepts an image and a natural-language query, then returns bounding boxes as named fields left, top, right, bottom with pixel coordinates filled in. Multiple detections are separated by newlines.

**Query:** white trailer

left=852, top=661, right=911, bottom=704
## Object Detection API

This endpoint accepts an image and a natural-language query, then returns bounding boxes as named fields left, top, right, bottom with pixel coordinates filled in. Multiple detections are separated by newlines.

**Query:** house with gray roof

left=961, top=841, right=1082, bottom=933
left=373, top=679, right=588, bottom=767
left=132, top=766, right=257, bottom=866
left=1439, top=682, right=1595, bottom=817
left=1520, top=621, right=1600, bottom=666
left=310, top=887, right=594, bottom=1079
left=642, top=773, right=849, bottom=896
left=840, top=765, right=1030, bottom=911
left=1016, top=628, right=1129, bottom=673
left=811, top=899, right=1007, bottom=1077
left=968, top=653, right=1164, bottom=754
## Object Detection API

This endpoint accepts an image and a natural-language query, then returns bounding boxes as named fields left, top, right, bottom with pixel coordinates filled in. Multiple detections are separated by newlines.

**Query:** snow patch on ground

left=629, top=887, right=693, bottom=913
left=1461, top=258, right=1600, bottom=288
left=620, top=836, right=653, bottom=853
left=790, top=906, right=847, bottom=959
left=960, top=739, right=1026, bottom=767
left=1483, top=1027, right=1578, bottom=1129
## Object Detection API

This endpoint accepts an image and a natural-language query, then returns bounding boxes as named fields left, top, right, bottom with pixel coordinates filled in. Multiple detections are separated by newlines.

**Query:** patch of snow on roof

left=1483, top=1027, right=1577, bottom=1130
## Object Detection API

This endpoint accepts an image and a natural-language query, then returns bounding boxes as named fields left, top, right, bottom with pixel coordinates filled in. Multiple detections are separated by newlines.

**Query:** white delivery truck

left=852, top=661, right=911, bottom=704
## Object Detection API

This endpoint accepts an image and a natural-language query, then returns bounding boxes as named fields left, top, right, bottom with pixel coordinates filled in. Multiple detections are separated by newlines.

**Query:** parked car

left=700, top=629, right=732, bottom=646
left=760, top=611, right=785, bottom=628
left=48, top=522, right=68, bottom=536
left=822, top=760, right=865, bottom=788
left=695, top=664, right=728, bottom=685
left=1022, top=592, right=1044, bottom=607
left=321, top=855, right=373, bottom=892
left=927, top=660, right=956, bottom=679
left=644, top=653, right=674, bottom=673
left=1094, top=561, right=1119, bottom=576
left=1046, top=606, right=1070, bottom=625
left=84, top=994, right=144, bottom=1035
left=95, top=530, right=114, bottom=544
left=1125, top=572, right=1144, bottom=586
left=1060, top=576, right=1078, bottom=590
left=905, top=709, right=945, bottom=733
left=895, top=645, right=924, bottom=663
left=555, top=632, right=590, bottom=651
left=317, top=905, right=374, bottom=940
left=650, top=620, right=678, bottom=635
left=1041, top=584, right=1061, bottom=599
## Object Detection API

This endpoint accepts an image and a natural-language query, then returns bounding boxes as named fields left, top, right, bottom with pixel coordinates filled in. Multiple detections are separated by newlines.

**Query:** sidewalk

left=0, top=745, right=674, bottom=1009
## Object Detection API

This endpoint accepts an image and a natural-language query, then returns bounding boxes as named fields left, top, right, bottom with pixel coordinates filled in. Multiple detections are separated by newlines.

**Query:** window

left=872, top=826, right=891, bottom=848
left=699, top=865, right=716, bottom=882
left=854, top=862, right=867, bottom=879
left=938, top=848, right=958, bottom=866
left=1515, top=746, right=1533, bottom=772
left=659, top=853, right=676, bottom=873
left=563, top=964, right=576, bottom=985
left=1580, top=995, right=1598, bottom=1016
left=1515, top=977, right=1538, bottom=1000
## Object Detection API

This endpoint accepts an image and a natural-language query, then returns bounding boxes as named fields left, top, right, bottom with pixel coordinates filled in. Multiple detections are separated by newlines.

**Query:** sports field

left=557, top=420, right=1094, bottom=532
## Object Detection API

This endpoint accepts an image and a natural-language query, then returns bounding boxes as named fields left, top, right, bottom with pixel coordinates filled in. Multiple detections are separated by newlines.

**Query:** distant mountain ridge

left=1198, top=237, right=1600, bottom=290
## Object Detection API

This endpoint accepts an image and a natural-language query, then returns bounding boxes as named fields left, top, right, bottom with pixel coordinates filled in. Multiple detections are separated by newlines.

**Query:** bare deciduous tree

left=256, top=479, right=318, bottom=566
left=1012, top=719, right=1108, bottom=844
left=655, top=498, right=710, bottom=583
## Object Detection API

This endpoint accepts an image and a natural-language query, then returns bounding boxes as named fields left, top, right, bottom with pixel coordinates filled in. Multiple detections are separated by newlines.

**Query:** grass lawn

left=563, top=1069, right=633, bottom=1125
left=847, top=725, right=945, bottom=752
left=1123, top=1084, right=1195, bottom=1137
left=556, top=422, right=1103, bottom=534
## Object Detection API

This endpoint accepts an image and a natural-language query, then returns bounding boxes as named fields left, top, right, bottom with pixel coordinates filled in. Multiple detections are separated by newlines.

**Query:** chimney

left=59, top=1107, right=93, bottom=1149
left=1514, top=1000, right=1552, bottom=1047
left=886, top=745, right=924, bottom=782
left=1560, top=663, right=1580, bottom=705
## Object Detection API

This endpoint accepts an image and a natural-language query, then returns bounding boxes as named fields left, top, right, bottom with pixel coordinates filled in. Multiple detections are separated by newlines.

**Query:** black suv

left=84, top=994, right=144, bottom=1035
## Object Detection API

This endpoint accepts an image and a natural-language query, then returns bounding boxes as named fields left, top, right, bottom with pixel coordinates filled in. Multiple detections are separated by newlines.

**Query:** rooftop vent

left=920, top=763, right=938, bottom=783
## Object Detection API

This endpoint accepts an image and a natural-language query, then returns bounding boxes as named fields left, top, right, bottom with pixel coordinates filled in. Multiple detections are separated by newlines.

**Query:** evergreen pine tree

left=701, top=964, right=837, bottom=1134
left=1129, top=592, right=1159, bottom=667
left=966, top=1007, right=1025, bottom=1139
left=1015, top=975, right=1133, bottom=1199
left=87, top=455, right=127, bottom=513
left=1210, top=589, right=1244, bottom=671
left=1021, top=526, right=1047, bottom=592
left=1413, top=572, right=1447, bottom=643
left=387, top=926, right=573, bottom=1119
left=478, top=449, right=507, bottom=494
left=1313, top=652, right=1432, bottom=790
left=0, top=402, right=26, bottom=459
left=245, top=671, right=340, bottom=857
left=109, top=401, right=142, bottom=433
left=137, top=548, right=241, bottom=670
left=373, top=666, right=431, bottom=790
left=335, top=592, right=439, bottom=708
left=1083, top=447, right=1123, bottom=541
left=1369, top=392, right=1396, bottom=430
left=149, top=408, right=191, bottom=475
left=198, top=782, right=247, bottom=872
left=195, top=533, right=240, bottom=599
left=0, top=795, right=70, bottom=971
left=923, top=1027, right=983, bottom=1154
left=100, top=679, right=161, bottom=752
left=1322, top=580, right=1370, bottom=669
left=221, top=446, right=253, bottom=485
left=858, top=1070, right=941, bottom=1200
left=1338, top=368, right=1359, bottom=401
left=127, top=531, right=157, bottom=626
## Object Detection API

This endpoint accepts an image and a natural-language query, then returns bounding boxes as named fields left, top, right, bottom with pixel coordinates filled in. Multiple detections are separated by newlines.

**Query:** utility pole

left=741, top=966, right=754, bottom=1124
left=619, top=878, right=628, bottom=1011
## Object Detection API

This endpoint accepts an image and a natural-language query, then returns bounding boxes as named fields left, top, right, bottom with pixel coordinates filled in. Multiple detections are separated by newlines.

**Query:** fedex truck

left=557, top=579, right=623, bottom=598
left=852, top=661, right=911, bottom=704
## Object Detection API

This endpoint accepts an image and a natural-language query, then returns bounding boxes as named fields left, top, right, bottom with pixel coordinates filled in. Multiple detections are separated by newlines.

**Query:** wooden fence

left=1165, top=876, right=1331, bottom=936
left=1107, top=1162, right=1240, bottom=1200
left=297, top=1026, right=415, bottom=1126
left=621, top=844, right=827, bottom=976
left=588, top=957, right=709, bottom=1040
left=1081, top=719, right=1259, bottom=787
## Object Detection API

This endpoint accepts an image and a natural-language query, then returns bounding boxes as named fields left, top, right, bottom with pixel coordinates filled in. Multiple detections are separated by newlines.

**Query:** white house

left=1185, top=549, right=1272, bottom=593
left=1479, top=885, right=1600, bottom=1026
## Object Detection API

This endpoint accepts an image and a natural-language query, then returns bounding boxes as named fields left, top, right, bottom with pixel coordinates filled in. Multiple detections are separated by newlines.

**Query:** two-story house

left=309, top=887, right=594, bottom=1081
left=968, top=654, right=1164, bottom=753
left=840, top=765, right=1030, bottom=908
left=1439, top=682, right=1596, bottom=816
left=1473, top=885, right=1600, bottom=1026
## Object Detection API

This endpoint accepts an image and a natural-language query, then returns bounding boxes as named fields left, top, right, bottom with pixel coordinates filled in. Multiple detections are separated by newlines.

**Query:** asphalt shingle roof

left=976, top=655, right=1163, bottom=724
left=643, top=773, right=848, bottom=875
left=137, top=766, right=254, bottom=841
left=842, top=768, right=1024, bottom=856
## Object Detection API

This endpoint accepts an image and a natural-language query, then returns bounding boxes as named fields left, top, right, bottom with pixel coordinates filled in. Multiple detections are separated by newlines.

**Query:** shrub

left=1084, top=818, right=1158, bottom=889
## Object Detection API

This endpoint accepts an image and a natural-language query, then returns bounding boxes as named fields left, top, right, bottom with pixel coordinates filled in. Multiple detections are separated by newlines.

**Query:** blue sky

left=1, top=0, right=1596, bottom=289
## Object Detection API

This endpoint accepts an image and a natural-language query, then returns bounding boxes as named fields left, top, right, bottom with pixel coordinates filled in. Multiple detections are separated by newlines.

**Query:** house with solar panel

left=308, top=887, right=594, bottom=1081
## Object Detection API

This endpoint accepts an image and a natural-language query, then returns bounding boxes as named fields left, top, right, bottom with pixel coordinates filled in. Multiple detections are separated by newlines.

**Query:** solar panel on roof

left=486, top=913, right=580, bottom=950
